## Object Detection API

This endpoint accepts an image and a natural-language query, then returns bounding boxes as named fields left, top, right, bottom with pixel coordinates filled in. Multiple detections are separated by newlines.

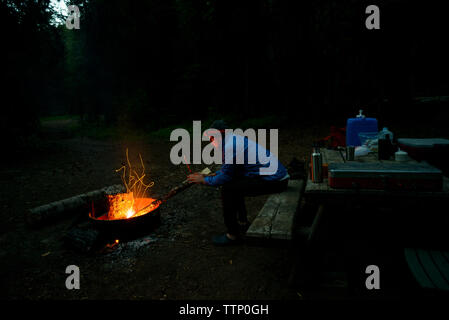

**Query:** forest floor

left=0, top=117, right=442, bottom=301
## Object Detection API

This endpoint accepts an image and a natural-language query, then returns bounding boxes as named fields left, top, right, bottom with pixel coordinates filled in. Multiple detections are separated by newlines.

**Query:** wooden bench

left=405, top=248, right=449, bottom=291
left=246, top=179, right=305, bottom=242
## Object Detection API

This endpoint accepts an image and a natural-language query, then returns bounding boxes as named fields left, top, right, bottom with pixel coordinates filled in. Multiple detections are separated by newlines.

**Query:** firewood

left=135, top=167, right=212, bottom=214
left=27, top=184, right=125, bottom=226
left=162, top=167, right=211, bottom=201
left=107, top=191, right=134, bottom=220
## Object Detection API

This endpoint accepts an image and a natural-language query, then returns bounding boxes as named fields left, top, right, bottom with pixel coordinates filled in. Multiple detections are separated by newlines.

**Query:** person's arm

left=189, top=135, right=237, bottom=186
left=187, top=166, right=233, bottom=186
left=203, top=164, right=234, bottom=186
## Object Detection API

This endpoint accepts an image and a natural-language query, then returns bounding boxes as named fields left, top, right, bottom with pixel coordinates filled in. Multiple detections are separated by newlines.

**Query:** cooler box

left=397, top=138, right=449, bottom=175
left=328, top=162, right=443, bottom=191
left=397, top=138, right=449, bottom=161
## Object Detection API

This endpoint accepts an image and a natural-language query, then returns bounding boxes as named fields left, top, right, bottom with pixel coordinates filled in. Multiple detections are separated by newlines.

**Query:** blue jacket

left=204, top=133, right=288, bottom=187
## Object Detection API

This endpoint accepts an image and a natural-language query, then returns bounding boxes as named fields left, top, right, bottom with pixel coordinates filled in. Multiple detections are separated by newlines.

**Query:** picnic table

left=303, top=149, right=449, bottom=244
left=295, top=148, right=449, bottom=291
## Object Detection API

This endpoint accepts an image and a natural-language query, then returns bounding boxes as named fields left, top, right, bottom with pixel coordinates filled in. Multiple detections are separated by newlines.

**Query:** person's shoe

left=212, top=234, right=242, bottom=246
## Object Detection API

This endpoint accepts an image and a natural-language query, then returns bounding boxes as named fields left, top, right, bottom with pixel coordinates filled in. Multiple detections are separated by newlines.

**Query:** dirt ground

left=1, top=120, right=443, bottom=301
left=0, top=122, right=323, bottom=301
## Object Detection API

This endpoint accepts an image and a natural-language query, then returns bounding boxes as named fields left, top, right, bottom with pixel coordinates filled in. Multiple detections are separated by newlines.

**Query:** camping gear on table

left=346, top=110, right=378, bottom=147
left=328, top=162, right=443, bottom=191
left=379, top=127, right=394, bottom=142
left=378, top=134, right=395, bottom=160
left=358, top=132, right=378, bottom=152
left=376, top=127, right=395, bottom=160
left=321, top=126, right=346, bottom=148
left=397, top=138, right=449, bottom=161
left=394, top=149, right=410, bottom=162
left=346, top=146, right=355, bottom=161
left=311, top=146, right=323, bottom=183
left=397, top=138, right=449, bottom=174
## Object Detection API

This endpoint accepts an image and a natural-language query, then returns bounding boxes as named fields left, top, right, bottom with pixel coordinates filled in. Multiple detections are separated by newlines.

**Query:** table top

left=305, top=149, right=449, bottom=198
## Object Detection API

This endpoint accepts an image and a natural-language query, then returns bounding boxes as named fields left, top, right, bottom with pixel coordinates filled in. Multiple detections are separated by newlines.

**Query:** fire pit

left=86, top=153, right=210, bottom=240
left=89, top=195, right=161, bottom=238
left=85, top=149, right=162, bottom=239
left=63, top=148, right=209, bottom=251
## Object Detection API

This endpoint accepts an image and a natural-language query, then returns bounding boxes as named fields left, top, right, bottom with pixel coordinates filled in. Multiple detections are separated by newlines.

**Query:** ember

left=105, top=149, right=157, bottom=220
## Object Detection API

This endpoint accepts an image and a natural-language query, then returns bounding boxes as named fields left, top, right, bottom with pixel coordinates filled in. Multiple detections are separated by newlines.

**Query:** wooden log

left=135, top=167, right=212, bottom=214
left=27, top=184, right=125, bottom=226
left=163, top=167, right=211, bottom=201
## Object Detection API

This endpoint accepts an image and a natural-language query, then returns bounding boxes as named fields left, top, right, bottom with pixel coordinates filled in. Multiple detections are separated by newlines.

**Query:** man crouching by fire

left=187, top=120, right=289, bottom=246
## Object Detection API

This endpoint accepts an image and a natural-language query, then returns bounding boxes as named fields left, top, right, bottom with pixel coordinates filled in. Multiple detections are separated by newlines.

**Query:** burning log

left=107, top=192, right=135, bottom=220
left=27, top=184, right=125, bottom=226
left=96, top=149, right=157, bottom=221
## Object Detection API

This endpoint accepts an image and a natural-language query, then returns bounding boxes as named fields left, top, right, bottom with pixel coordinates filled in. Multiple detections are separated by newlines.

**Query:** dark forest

left=3, top=0, right=448, bottom=147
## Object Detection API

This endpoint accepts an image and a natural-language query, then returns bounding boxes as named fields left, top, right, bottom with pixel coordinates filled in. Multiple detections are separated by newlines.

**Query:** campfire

left=29, top=150, right=211, bottom=253
left=106, top=193, right=160, bottom=220
left=92, top=149, right=160, bottom=221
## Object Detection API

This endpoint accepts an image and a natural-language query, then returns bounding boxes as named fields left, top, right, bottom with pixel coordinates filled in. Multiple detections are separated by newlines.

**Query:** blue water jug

left=346, top=110, right=378, bottom=146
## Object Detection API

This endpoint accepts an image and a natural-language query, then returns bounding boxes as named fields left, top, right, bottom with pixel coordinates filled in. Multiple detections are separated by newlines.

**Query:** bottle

left=379, top=127, right=394, bottom=142
left=311, top=146, right=323, bottom=183
left=378, top=134, right=393, bottom=160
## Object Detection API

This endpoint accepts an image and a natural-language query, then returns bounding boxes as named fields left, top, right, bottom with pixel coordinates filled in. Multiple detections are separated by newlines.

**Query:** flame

left=126, top=207, right=135, bottom=219
left=105, top=149, right=156, bottom=220
left=105, top=193, right=159, bottom=220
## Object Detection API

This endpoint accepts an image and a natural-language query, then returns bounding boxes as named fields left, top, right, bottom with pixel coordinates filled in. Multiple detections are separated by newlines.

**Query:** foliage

left=1, top=0, right=65, bottom=151
left=2, top=0, right=449, bottom=149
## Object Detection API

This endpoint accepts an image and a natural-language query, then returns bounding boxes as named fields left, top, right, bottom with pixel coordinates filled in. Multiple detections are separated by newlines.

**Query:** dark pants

left=221, top=177, right=289, bottom=236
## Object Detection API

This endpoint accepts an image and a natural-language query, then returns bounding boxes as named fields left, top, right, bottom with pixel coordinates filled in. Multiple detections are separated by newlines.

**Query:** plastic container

left=379, top=127, right=394, bottom=142
left=358, top=132, right=378, bottom=152
left=394, top=149, right=410, bottom=162
left=355, top=145, right=370, bottom=157
left=346, top=110, right=378, bottom=147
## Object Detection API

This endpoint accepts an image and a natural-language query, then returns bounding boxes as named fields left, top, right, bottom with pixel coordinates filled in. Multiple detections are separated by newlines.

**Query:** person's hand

left=187, top=172, right=206, bottom=184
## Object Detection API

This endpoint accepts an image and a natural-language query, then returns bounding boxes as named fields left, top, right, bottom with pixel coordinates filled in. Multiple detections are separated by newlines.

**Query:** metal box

left=328, top=162, right=443, bottom=191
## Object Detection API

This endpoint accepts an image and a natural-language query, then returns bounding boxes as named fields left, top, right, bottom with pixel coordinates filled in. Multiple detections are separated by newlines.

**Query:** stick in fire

left=135, top=167, right=212, bottom=215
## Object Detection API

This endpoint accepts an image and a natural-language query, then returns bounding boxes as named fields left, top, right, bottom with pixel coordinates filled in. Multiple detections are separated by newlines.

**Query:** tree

left=1, top=0, right=65, bottom=152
